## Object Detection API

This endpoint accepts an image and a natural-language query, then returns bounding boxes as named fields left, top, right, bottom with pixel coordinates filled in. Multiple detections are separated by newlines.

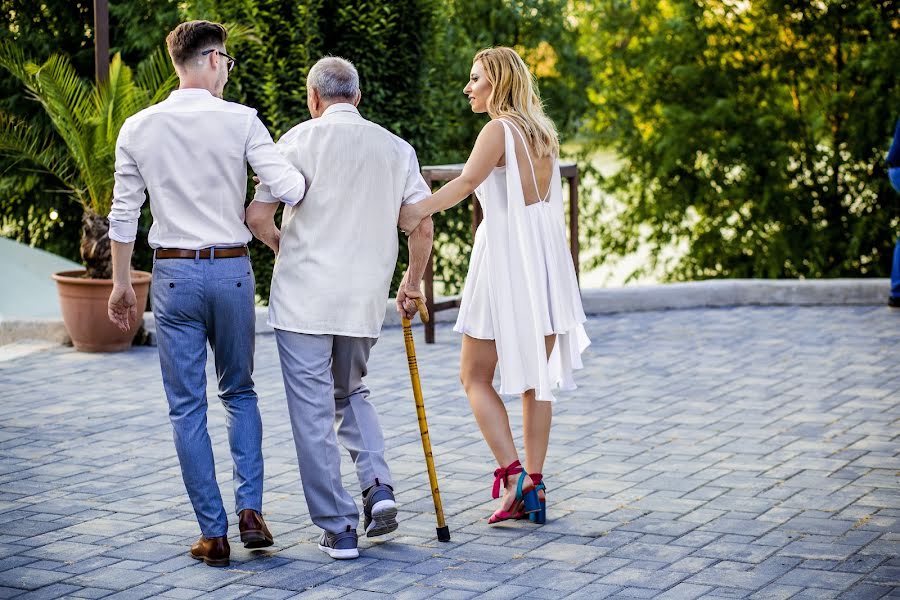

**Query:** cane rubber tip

left=436, top=526, right=451, bottom=542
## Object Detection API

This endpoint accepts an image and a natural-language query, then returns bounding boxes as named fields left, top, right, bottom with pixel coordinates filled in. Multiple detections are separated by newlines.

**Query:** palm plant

left=0, top=41, right=177, bottom=278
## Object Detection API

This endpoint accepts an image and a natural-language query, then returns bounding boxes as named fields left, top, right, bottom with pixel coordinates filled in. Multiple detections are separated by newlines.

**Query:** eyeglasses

left=201, top=48, right=236, bottom=72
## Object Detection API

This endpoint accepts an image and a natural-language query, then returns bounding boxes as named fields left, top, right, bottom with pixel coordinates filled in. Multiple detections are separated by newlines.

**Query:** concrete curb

left=1, top=278, right=890, bottom=347
left=0, top=318, right=69, bottom=347
left=578, top=278, right=889, bottom=314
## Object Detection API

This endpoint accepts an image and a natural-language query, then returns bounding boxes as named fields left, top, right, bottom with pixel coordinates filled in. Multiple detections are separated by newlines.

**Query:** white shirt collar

left=322, top=103, right=360, bottom=117
left=169, top=88, right=215, bottom=99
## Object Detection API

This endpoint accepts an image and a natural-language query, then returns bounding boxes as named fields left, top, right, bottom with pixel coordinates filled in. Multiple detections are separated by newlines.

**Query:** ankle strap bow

left=492, top=460, right=523, bottom=499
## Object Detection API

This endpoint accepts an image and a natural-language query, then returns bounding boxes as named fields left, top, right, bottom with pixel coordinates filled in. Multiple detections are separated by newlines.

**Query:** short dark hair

left=166, top=20, right=227, bottom=67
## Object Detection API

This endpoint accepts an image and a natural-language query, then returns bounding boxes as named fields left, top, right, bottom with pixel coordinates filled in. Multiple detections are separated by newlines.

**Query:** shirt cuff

left=253, top=183, right=305, bottom=207
left=108, top=219, right=138, bottom=243
left=279, top=181, right=305, bottom=207
left=252, top=186, right=279, bottom=204
left=401, top=191, right=429, bottom=206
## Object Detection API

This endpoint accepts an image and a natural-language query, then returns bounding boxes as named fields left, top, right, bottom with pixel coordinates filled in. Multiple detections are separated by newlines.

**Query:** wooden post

left=422, top=174, right=436, bottom=344
left=94, top=0, right=109, bottom=85
left=424, top=255, right=435, bottom=344
left=568, top=172, right=580, bottom=283
left=472, top=193, right=483, bottom=231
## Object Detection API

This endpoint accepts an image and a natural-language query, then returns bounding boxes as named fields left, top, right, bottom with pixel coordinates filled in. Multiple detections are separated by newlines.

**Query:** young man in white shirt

left=106, top=20, right=306, bottom=567
left=246, top=56, right=433, bottom=560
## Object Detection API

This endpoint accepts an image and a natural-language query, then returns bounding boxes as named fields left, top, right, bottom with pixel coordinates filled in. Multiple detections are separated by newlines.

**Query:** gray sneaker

left=318, top=526, right=359, bottom=560
left=363, top=479, right=398, bottom=538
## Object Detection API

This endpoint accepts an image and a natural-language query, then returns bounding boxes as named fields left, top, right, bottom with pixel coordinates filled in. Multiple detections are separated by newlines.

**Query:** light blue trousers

left=152, top=253, right=263, bottom=538
left=275, top=330, right=392, bottom=534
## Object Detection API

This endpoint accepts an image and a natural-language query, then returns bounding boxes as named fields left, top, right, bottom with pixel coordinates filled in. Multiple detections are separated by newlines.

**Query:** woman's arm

left=399, top=120, right=505, bottom=232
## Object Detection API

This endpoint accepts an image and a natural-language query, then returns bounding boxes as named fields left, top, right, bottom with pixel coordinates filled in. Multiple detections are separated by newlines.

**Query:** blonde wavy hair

left=474, top=46, right=559, bottom=158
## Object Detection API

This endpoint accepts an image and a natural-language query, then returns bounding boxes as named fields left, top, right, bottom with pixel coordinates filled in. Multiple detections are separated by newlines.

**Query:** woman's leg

left=460, top=334, right=522, bottom=512
left=523, top=335, right=556, bottom=497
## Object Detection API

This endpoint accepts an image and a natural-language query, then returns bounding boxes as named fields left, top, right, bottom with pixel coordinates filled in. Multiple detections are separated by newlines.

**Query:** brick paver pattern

left=0, top=306, right=898, bottom=599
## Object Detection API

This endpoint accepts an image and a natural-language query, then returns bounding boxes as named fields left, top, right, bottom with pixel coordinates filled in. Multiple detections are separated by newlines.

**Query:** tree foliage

left=1, top=1, right=97, bottom=259
left=182, top=0, right=587, bottom=299
left=0, top=43, right=178, bottom=277
left=1, top=1, right=587, bottom=299
left=4, top=0, right=897, bottom=298
left=579, top=0, right=900, bottom=281
left=0, top=43, right=177, bottom=216
left=0, top=0, right=181, bottom=264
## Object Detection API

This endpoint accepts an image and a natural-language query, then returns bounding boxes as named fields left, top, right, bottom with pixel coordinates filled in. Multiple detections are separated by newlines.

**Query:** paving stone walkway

left=0, top=306, right=898, bottom=599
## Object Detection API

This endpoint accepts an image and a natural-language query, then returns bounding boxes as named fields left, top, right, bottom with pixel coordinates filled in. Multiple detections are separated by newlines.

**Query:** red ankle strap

left=492, top=460, right=522, bottom=499
left=529, top=473, right=543, bottom=485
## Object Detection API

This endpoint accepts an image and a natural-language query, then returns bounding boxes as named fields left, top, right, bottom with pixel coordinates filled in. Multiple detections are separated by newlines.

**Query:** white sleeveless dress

left=453, top=119, right=590, bottom=401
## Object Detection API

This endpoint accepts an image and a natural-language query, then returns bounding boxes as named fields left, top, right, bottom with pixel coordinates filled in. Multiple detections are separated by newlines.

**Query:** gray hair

left=307, top=56, right=359, bottom=100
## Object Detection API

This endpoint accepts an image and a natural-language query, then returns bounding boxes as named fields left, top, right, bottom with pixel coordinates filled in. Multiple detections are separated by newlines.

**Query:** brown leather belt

left=155, top=246, right=249, bottom=259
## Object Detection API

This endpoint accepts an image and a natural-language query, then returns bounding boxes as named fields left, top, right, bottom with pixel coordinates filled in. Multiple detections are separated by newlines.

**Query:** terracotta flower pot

left=52, top=270, right=152, bottom=352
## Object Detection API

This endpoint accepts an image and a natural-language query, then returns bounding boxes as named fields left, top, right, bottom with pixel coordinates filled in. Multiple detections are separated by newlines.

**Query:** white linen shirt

left=108, top=88, right=306, bottom=249
left=254, top=103, right=430, bottom=338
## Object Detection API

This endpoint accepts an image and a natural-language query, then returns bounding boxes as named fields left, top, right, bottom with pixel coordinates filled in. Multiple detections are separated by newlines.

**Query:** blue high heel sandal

left=518, top=471, right=541, bottom=515
left=528, top=473, right=547, bottom=524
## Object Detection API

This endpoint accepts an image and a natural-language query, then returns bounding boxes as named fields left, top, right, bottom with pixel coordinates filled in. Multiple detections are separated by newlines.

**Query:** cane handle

left=415, top=298, right=429, bottom=323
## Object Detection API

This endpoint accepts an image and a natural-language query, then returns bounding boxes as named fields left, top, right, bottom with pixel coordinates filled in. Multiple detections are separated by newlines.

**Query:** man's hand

left=255, top=224, right=281, bottom=255
left=108, top=283, right=138, bottom=332
left=396, top=276, right=426, bottom=320
left=398, top=203, right=426, bottom=235
left=246, top=200, right=281, bottom=255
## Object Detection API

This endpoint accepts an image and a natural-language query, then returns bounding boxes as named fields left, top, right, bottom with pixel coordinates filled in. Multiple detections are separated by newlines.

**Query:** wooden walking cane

left=402, top=298, right=451, bottom=542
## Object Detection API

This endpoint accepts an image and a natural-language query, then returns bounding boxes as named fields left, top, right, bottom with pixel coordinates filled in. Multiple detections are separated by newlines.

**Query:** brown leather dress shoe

left=239, top=509, right=274, bottom=548
left=190, top=535, right=230, bottom=567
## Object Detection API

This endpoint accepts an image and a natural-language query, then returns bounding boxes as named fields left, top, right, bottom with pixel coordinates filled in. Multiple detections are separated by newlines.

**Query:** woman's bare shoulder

left=479, top=119, right=507, bottom=139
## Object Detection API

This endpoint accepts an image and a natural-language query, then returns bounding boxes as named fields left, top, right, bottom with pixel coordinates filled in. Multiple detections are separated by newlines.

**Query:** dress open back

left=453, top=119, right=590, bottom=401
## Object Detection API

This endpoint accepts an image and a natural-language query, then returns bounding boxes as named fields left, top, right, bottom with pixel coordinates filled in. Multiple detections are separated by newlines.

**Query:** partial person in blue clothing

left=888, top=117, right=900, bottom=308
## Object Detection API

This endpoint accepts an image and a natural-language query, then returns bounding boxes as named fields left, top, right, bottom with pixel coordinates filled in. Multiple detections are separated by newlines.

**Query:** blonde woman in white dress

left=398, top=47, right=589, bottom=525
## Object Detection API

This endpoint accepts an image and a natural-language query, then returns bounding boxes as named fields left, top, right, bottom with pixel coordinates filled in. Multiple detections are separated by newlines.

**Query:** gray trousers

left=274, top=329, right=393, bottom=533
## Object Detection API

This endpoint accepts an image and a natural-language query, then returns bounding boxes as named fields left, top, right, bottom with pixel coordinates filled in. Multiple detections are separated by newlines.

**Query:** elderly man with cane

left=246, top=56, right=434, bottom=560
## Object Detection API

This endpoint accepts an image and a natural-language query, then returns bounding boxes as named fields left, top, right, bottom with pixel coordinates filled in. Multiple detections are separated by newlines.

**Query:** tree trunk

left=80, top=210, right=112, bottom=279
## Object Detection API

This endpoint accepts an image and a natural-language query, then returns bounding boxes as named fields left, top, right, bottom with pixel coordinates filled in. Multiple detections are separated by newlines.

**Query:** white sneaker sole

left=317, top=543, right=359, bottom=560
left=365, top=499, right=398, bottom=538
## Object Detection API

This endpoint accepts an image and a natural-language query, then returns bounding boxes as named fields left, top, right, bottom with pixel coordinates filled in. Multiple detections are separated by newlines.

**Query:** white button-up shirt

left=254, top=103, right=430, bottom=338
left=109, top=88, right=306, bottom=249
